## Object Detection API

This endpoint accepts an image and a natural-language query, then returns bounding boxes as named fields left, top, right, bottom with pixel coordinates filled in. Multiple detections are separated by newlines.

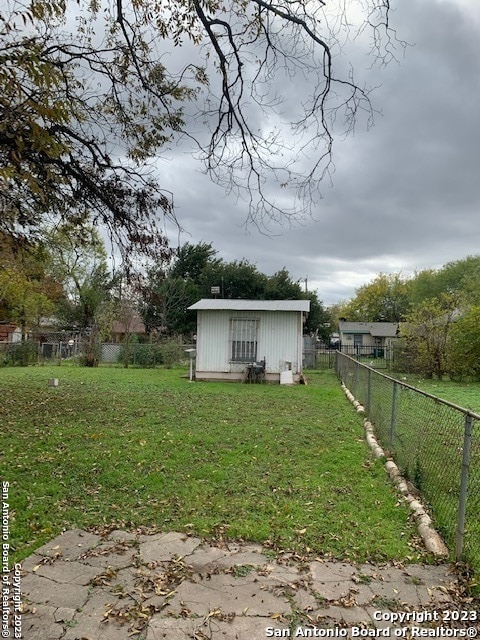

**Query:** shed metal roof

left=338, top=321, right=398, bottom=337
left=188, top=299, right=310, bottom=312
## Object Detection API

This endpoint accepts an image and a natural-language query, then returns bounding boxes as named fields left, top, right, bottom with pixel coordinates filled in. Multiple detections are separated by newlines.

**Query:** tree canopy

left=338, top=256, right=480, bottom=324
left=1, top=0, right=402, bottom=266
left=139, top=241, right=329, bottom=337
left=339, top=255, right=480, bottom=380
left=340, top=273, right=410, bottom=323
left=0, top=233, right=61, bottom=336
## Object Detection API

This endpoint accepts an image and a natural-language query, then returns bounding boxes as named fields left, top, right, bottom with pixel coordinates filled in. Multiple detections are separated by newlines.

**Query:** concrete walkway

left=17, top=529, right=469, bottom=639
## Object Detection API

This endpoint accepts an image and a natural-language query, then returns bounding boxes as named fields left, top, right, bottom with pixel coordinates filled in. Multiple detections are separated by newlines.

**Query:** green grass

left=346, top=364, right=480, bottom=585
left=1, top=366, right=426, bottom=565
left=400, top=376, right=480, bottom=414
left=393, top=376, right=480, bottom=583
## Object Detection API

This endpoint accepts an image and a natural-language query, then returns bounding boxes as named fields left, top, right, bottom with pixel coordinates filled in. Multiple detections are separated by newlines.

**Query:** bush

left=446, top=306, right=480, bottom=381
left=160, top=339, right=186, bottom=368
left=133, top=343, right=163, bottom=367
left=78, top=342, right=101, bottom=367
left=1, top=341, right=39, bottom=366
left=118, top=338, right=186, bottom=368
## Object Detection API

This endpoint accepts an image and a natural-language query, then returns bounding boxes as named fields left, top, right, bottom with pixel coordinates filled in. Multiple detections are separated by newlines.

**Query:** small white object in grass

left=48, top=378, right=59, bottom=387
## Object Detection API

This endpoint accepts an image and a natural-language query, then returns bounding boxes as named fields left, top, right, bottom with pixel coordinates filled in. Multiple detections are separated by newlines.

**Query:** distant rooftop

left=188, top=299, right=310, bottom=312
left=338, top=321, right=398, bottom=337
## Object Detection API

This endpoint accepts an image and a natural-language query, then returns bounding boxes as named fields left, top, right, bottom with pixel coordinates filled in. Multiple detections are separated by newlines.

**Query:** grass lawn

left=351, top=366, right=480, bottom=584
left=1, top=366, right=428, bottom=565
left=399, top=376, right=480, bottom=414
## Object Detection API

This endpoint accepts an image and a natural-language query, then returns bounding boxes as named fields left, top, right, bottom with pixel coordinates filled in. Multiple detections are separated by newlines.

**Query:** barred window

left=230, top=318, right=258, bottom=362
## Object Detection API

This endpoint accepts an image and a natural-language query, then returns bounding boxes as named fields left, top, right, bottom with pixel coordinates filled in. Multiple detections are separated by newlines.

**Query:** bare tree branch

left=0, top=0, right=406, bottom=262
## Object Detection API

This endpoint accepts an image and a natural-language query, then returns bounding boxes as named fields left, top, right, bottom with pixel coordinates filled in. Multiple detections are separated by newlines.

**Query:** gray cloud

left=157, top=0, right=480, bottom=305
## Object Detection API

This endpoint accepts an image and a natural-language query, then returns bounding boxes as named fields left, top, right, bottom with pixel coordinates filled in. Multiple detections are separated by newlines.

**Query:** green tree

left=408, top=269, right=443, bottom=307
left=1, top=2, right=186, bottom=271
left=437, top=256, right=480, bottom=294
left=303, top=292, right=332, bottom=341
left=341, top=273, right=410, bottom=322
left=408, top=256, right=480, bottom=307
left=140, top=242, right=221, bottom=336
left=47, top=225, right=113, bottom=331
left=446, top=306, right=480, bottom=381
left=140, top=244, right=330, bottom=337
left=140, top=271, right=198, bottom=337
left=264, top=269, right=303, bottom=300
left=0, top=235, right=61, bottom=338
left=199, top=260, right=268, bottom=300
left=400, top=294, right=459, bottom=380
left=170, top=243, right=220, bottom=282
left=262, top=268, right=329, bottom=338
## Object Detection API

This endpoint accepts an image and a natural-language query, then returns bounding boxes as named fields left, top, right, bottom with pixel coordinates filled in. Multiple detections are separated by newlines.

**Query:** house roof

left=112, top=316, right=146, bottom=334
left=0, top=323, right=20, bottom=340
left=188, top=299, right=310, bottom=312
left=338, top=321, right=398, bottom=337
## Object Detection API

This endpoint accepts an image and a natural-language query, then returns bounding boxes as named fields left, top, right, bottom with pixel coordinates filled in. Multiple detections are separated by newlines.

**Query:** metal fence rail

left=336, top=351, right=480, bottom=574
left=308, top=346, right=393, bottom=370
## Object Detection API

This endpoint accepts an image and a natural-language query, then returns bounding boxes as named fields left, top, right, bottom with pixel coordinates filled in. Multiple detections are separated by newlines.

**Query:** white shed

left=188, top=299, right=310, bottom=383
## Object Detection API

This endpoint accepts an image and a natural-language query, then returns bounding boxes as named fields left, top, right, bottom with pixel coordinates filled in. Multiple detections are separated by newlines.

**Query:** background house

left=338, top=321, right=399, bottom=356
left=111, top=315, right=146, bottom=343
left=0, top=322, right=22, bottom=343
left=188, top=299, right=310, bottom=382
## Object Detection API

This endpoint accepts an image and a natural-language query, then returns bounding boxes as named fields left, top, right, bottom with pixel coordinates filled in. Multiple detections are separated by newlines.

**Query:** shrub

left=446, top=306, right=480, bottom=381
left=1, top=341, right=39, bottom=366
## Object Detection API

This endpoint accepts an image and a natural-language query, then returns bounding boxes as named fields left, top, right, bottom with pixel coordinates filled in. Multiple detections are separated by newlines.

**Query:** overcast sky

left=155, top=0, right=480, bottom=306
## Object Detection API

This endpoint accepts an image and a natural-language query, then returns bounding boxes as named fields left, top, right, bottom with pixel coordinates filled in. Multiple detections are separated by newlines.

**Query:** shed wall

left=195, top=309, right=304, bottom=378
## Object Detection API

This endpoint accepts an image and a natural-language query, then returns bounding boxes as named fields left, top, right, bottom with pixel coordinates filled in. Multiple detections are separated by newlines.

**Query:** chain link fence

left=307, top=346, right=393, bottom=371
left=0, top=339, right=193, bottom=368
left=336, top=351, right=480, bottom=576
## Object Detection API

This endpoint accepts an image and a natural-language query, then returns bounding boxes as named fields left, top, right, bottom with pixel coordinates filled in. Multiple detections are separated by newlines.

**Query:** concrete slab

left=369, top=579, right=423, bottom=608
left=19, top=604, right=65, bottom=640
left=79, top=541, right=138, bottom=569
left=63, top=587, right=134, bottom=640
left=199, top=616, right=290, bottom=639
left=316, top=604, right=372, bottom=626
left=147, top=614, right=290, bottom=640
left=107, top=529, right=138, bottom=543
left=212, top=550, right=272, bottom=570
left=146, top=616, right=203, bottom=640
left=109, top=566, right=139, bottom=594
left=291, top=587, right=317, bottom=613
left=32, top=529, right=102, bottom=560
left=166, top=573, right=290, bottom=617
left=309, top=561, right=361, bottom=601
left=139, top=532, right=202, bottom=564
left=53, top=606, right=76, bottom=623
left=19, top=552, right=48, bottom=573
left=259, top=563, right=304, bottom=586
left=186, top=545, right=230, bottom=572
left=20, top=572, right=90, bottom=608
left=30, top=559, right=100, bottom=585
left=15, top=530, right=465, bottom=640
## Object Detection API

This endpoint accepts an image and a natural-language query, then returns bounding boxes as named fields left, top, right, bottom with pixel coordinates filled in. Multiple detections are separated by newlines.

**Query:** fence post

left=366, top=368, right=371, bottom=416
left=455, top=414, right=473, bottom=560
left=390, top=382, right=398, bottom=449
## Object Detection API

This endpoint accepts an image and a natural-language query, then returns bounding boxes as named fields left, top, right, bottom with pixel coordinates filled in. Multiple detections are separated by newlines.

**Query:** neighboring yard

left=338, top=356, right=480, bottom=588
left=398, top=376, right=480, bottom=414
left=1, top=367, right=428, bottom=566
